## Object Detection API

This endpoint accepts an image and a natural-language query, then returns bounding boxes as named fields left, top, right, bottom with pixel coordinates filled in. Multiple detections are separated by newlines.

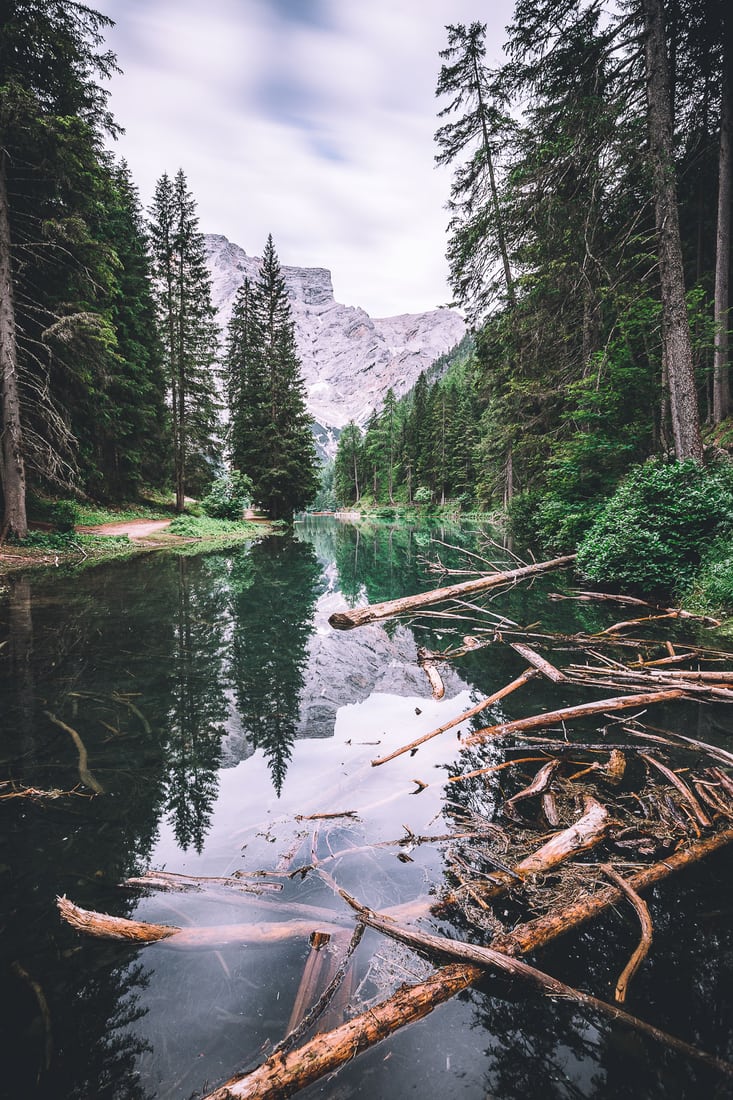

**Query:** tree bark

left=461, top=688, right=685, bottom=748
left=0, top=151, right=28, bottom=539
left=328, top=554, right=576, bottom=630
left=713, top=6, right=732, bottom=423
left=642, top=0, right=703, bottom=460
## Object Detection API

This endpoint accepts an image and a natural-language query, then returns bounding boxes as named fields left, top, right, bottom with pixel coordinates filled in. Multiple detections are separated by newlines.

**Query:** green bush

left=51, top=500, right=78, bottom=533
left=576, top=459, right=733, bottom=595
left=683, top=539, right=733, bottom=616
left=200, top=472, right=252, bottom=520
left=507, top=491, right=601, bottom=554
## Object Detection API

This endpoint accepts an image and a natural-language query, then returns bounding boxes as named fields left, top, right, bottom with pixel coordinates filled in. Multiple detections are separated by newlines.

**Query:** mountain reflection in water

left=0, top=517, right=731, bottom=1100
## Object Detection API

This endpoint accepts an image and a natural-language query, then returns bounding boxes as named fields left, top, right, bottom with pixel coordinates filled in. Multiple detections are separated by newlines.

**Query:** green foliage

left=201, top=471, right=253, bottom=520
left=577, top=460, right=733, bottom=594
left=413, top=486, right=432, bottom=505
left=683, top=539, right=733, bottom=617
left=51, top=500, right=79, bottom=533
left=168, top=515, right=260, bottom=539
left=225, top=236, right=319, bottom=520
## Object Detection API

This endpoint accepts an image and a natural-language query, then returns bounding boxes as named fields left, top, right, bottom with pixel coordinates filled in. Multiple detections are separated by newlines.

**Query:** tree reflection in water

left=228, top=534, right=320, bottom=794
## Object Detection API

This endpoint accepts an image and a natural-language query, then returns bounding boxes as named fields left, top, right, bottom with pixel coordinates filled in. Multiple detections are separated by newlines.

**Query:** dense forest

left=1, top=1, right=732, bottom=604
left=0, top=1, right=318, bottom=537
left=332, top=2, right=732, bottom=539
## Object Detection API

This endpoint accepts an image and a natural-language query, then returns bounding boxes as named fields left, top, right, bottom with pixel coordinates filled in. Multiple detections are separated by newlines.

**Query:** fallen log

left=334, top=889, right=730, bottom=1079
left=371, top=669, right=537, bottom=766
left=328, top=554, right=576, bottom=631
left=56, top=896, right=343, bottom=947
left=478, top=796, right=610, bottom=900
left=509, top=642, right=566, bottom=682
left=417, top=647, right=445, bottom=700
left=462, top=689, right=686, bottom=748
left=491, top=825, right=733, bottom=955
left=201, top=833, right=733, bottom=1099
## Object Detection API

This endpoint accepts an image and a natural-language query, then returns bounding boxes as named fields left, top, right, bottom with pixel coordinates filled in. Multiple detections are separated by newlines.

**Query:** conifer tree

left=333, top=421, right=363, bottom=505
left=149, top=169, right=221, bottom=510
left=93, top=159, right=169, bottom=497
left=0, top=0, right=119, bottom=536
left=436, top=22, right=516, bottom=321
left=227, top=235, right=318, bottom=520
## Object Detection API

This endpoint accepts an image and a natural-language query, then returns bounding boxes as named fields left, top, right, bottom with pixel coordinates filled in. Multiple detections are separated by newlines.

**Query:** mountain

left=204, top=234, right=467, bottom=452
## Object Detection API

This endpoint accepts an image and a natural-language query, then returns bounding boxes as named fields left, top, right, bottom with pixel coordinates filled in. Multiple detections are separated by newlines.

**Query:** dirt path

left=75, top=519, right=172, bottom=540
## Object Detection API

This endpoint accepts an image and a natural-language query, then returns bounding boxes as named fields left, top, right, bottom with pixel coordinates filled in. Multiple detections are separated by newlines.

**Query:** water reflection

left=228, top=534, right=320, bottom=793
left=1, top=519, right=731, bottom=1099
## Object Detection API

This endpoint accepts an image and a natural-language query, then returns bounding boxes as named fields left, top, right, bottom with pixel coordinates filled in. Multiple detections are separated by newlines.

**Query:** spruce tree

left=0, top=0, right=119, bottom=535
left=149, top=169, right=221, bottom=510
left=94, top=158, right=170, bottom=497
left=228, top=235, right=319, bottom=520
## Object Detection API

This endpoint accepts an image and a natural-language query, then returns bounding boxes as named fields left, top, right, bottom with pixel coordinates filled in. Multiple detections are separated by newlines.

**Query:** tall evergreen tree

left=435, top=22, right=516, bottom=321
left=333, top=420, right=363, bottom=505
left=92, top=158, right=169, bottom=497
left=149, top=169, right=221, bottom=510
left=0, top=0, right=118, bottom=536
left=227, top=235, right=319, bottom=520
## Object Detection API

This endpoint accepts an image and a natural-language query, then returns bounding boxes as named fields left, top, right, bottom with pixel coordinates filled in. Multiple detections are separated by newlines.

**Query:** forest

left=0, top=2, right=318, bottom=538
left=329, top=1, right=733, bottom=610
left=1, top=1, right=732, bottom=606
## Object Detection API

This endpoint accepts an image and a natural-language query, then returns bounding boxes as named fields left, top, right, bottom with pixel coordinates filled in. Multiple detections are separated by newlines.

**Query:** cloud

left=96, top=0, right=514, bottom=316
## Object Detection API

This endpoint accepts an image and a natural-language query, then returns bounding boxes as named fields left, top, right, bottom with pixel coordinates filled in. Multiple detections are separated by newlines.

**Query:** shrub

left=683, top=539, right=733, bottom=616
left=200, top=472, right=252, bottom=520
left=51, top=500, right=78, bottom=533
left=576, top=458, right=733, bottom=595
left=507, top=491, right=602, bottom=554
left=413, top=486, right=432, bottom=506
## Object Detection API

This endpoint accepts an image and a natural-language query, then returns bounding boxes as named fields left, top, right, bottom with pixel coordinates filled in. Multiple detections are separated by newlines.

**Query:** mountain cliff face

left=205, top=234, right=466, bottom=443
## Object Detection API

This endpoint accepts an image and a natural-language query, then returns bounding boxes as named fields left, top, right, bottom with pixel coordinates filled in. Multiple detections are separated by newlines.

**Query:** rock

left=205, top=233, right=467, bottom=455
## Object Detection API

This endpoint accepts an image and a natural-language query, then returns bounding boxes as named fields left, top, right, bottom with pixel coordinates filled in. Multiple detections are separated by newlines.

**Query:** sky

left=94, top=0, right=516, bottom=317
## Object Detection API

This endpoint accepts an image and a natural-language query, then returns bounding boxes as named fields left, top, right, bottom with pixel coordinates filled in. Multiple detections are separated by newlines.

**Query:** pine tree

left=149, top=169, right=221, bottom=510
left=333, top=421, right=363, bottom=505
left=436, top=22, right=516, bottom=322
left=0, top=0, right=119, bottom=536
left=93, top=158, right=170, bottom=497
left=228, top=235, right=319, bottom=520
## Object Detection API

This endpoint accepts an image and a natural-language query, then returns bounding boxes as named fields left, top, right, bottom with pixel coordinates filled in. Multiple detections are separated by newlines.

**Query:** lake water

left=1, top=516, right=731, bottom=1100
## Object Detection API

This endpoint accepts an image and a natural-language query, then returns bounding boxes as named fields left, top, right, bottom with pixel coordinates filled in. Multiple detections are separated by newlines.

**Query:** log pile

left=52, top=555, right=733, bottom=1098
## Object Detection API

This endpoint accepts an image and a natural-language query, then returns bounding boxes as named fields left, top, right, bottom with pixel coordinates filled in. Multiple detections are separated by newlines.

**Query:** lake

left=1, top=516, right=731, bottom=1099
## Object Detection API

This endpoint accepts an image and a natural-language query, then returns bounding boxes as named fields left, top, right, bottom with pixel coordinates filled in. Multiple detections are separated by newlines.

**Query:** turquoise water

left=0, top=517, right=730, bottom=1099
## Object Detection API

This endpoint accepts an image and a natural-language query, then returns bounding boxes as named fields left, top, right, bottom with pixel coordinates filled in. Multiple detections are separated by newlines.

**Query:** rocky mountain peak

left=205, top=233, right=466, bottom=449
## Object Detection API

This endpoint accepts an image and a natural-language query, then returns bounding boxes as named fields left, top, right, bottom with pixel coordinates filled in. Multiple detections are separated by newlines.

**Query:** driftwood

left=56, top=896, right=343, bottom=947
left=491, top=826, right=733, bottom=955
left=44, top=711, right=104, bottom=795
left=334, top=890, right=730, bottom=1078
left=328, top=554, right=576, bottom=631
left=509, top=642, right=566, bottom=682
left=479, top=796, right=610, bottom=899
left=371, top=669, right=537, bottom=766
left=601, top=864, right=653, bottom=1004
left=123, top=869, right=282, bottom=894
left=417, top=646, right=445, bottom=699
left=502, top=759, right=562, bottom=816
left=462, top=689, right=686, bottom=748
left=201, top=830, right=733, bottom=1099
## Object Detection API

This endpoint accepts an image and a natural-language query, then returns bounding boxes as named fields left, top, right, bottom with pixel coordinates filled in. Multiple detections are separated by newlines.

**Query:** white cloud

left=96, top=0, right=515, bottom=315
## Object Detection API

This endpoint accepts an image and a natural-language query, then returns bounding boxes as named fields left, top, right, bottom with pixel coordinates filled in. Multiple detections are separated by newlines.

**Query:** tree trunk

left=0, top=152, right=28, bottom=539
left=472, top=48, right=515, bottom=305
left=642, top=0, right=703, bottom=461
left=328, top=554, right=576, bottom=630
left=713, top=7, right=732, bottom=424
